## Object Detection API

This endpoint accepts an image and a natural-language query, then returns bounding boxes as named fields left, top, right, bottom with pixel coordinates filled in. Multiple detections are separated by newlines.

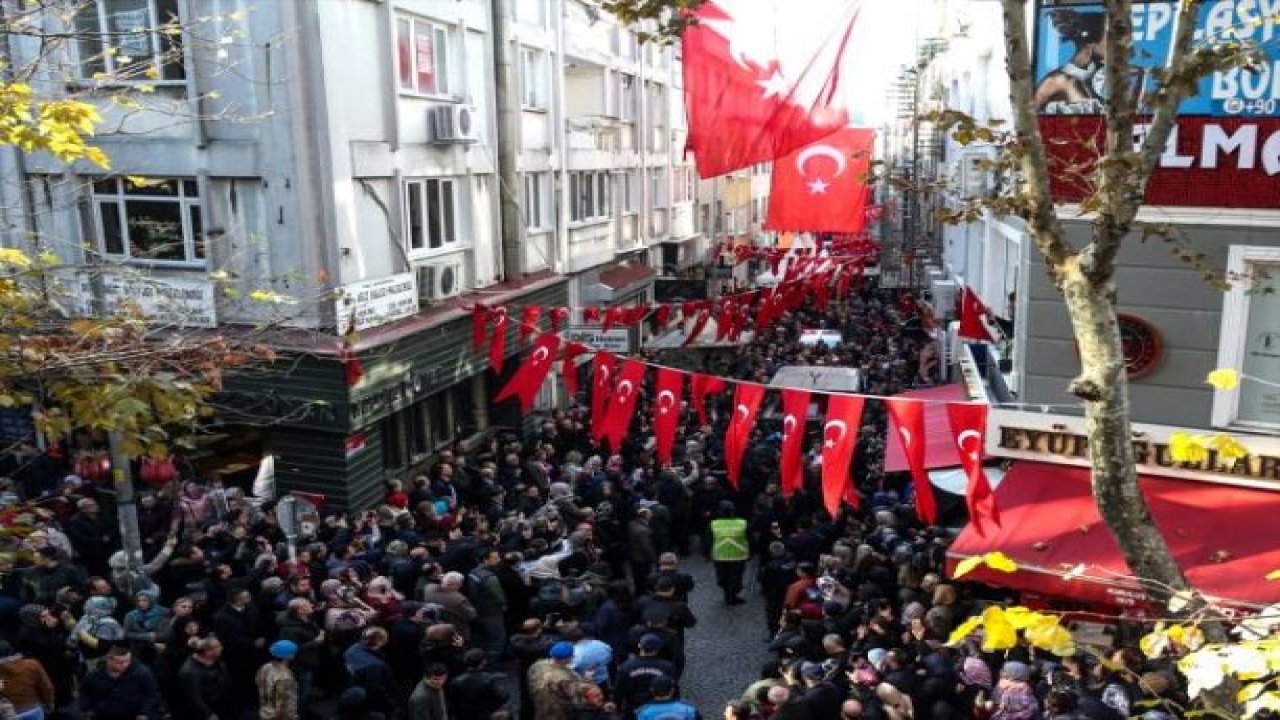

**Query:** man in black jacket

left=276, top=597, right=325, bottom=717
left=448, top=648, right=511, bottom=720
left=65, top=498, right=117, bottom=577
left=80, top=645, right=162, bottom=720
left=177, top=636, right=236, bottom=720
left=214, top=586, right=267, bottom=708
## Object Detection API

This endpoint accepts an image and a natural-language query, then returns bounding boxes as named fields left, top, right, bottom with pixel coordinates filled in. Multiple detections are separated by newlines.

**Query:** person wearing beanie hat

left=616, top=634, right=676, bottom=716
left=528, top=640, right=583, bottom=720
left=257, top=641, right=299, bottom=720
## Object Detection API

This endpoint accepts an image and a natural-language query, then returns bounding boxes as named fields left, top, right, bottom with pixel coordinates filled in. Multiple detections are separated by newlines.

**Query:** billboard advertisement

left=1034, top=0, right=1280, bottom=208
left=1035, top=1, right=1280, bottom=117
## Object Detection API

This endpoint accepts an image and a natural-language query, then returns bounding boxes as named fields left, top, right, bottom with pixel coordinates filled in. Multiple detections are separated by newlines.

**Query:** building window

left=622, top=170, right=638, bottom=213
left=1213, top=245, right=1280, bottom=430
left=404, top=178, right=460, bottom=253
left=619, top=74, right=637, bottom=122
left=524, top=173, right=549, bottom=231
left=650, top=169, right=668, bottom=209
left=396, top=16, right=453, bottom=96
left=673, top=167, right=696, bottom=205
left=520, top=48, right=549, bottom=109
left=75, top=0, right=185, bottom=81
left=516, top=0, right=550, bottom=27
left=570, top=171, right=611, bottom=223
left=92, top=177, right=205, bottom=265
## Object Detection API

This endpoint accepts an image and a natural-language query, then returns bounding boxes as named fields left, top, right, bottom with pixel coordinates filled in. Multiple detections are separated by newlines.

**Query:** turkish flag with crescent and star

left=766, top=127, right=876, bottom=233
left=589, top=352, right=618, bottom=442
left=653, top=368, right=685, bottom=466
left=959, top=285, right=997, bottom=342
left=690, top=373, right=728, bottom=426
left=494, top=332, right=561, bottom=413
left=724, top=382, right=765, bottom=488
left=598, top=359, right=646, bottom=453
left=821, top=394, right=865, bottom=517
left=487, top=307, right=510, bottom=374
left=946, top=402, right=1000, bottom=536
left=683, top=0, right=861, bottom=178
left=883, top=398, right=939, bottom=524
left=779, top=388, right=811, bottom=497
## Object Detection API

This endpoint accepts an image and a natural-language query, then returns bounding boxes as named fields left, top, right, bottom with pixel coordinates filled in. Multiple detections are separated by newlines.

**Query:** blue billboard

left=1035, top=1, right=1280, bottom=117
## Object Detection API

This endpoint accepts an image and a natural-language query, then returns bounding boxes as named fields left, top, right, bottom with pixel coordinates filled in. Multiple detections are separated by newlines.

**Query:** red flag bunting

left=599, top=359, right=646, bottom=453
left=519, top=306, right=542, bottom=343
left=495, top=332, right=561, bottom=413
left=561, top=342, right=589, bottom=398
left=724, top=382, right=765, bottom=488
left=550, top=306, right=570, bottom=333
left=946, top=402, right=1000, bottom=536
left=584, top=307, right=601, bottom=323
left=339, top=345, right=365, bottom=388
left=683, top=0, right=861, bottom=178
left=766, top=128, right=876, bottom=233
left=779, top=388, right=811, bottom=497
left=472, top=304, right=488, bottom=351
left=959, top=286, right=996, bottom=342
left=589, top=352, right=618, bottom=442
left=690, top=373, right=727, bottom=426
left=488, top=307, right=509, bottom=374
left=684, top=309, right=712, bottom=347
left=653, top=368, right=684, bottom=466
left=884, top=398, right=939, bottom=524
left=602, top=306, right=624, bottom=334
left=655, top=304, right=673, bottom=327
left=821, top=394, right=865, bottom=517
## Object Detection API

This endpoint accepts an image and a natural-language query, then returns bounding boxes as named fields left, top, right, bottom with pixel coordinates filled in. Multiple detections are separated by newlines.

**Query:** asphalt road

left=678, top=553, right=774, bottom=716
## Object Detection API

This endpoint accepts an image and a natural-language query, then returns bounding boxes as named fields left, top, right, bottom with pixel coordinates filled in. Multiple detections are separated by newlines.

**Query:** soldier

left=256, top=640, right=300, bottom=720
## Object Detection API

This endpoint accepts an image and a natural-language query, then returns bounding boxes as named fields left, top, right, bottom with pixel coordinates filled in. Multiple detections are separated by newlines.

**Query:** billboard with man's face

left=1034, top=0, right=1280, bottom=207
left=1035, top=1, right=1280, bottom=117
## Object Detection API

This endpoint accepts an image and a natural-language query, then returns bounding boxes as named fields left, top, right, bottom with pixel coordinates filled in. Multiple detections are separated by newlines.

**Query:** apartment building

left=0, top=0, right=697, bottom=509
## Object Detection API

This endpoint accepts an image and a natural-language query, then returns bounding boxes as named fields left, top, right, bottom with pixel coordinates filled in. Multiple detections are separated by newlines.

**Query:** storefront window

left=1214, top=246, right=1280, bottom=430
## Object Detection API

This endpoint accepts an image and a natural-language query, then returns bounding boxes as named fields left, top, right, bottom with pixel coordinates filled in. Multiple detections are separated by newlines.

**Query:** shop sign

left=335, top=272, right=418, bottom=332
left=350, top=365, right=442, bottom=424
left=989, top=409, right=1280, bottom=487
left=76, top=273, right=218, bottom=328
left=564, top=325, right=632, bottom=354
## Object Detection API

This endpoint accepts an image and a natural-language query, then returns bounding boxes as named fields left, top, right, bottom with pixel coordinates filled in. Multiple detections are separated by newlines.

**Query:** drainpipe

left=491, top=0, right=524, bottom=283
left=553, top=0, right=569, bottom=277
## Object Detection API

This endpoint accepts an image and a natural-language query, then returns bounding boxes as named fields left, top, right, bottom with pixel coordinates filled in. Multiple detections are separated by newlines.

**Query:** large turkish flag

left=683, top=0, right=861, bottom=179
left=766, top=128, right=875, bottom=233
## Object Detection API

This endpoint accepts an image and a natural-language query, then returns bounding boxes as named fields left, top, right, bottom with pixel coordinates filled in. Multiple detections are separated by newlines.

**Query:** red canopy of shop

left=947, top=461, right=1280, bottom=609
left=884, top=384, right=968, bottom=473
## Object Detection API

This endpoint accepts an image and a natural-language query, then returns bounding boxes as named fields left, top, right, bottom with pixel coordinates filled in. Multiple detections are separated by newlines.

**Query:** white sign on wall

left=335, top=272, right=419, bottom=332
left=564, top=325, right=632, bottom=353
left=76, top=273, right=219, bottom=328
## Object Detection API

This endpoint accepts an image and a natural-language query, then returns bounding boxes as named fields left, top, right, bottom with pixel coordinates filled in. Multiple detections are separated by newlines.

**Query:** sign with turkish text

left=335, top=272, right=418, bottom=332
left=76, top=272, right=218, bottom=328
left=988, top=409, right=1280, bottom=487
left=564, top=325, right=632, bottom=354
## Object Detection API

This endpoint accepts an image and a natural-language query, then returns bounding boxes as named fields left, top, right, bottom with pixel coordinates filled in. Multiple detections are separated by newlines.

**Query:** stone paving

left=678, top=554, right=774, bottom=716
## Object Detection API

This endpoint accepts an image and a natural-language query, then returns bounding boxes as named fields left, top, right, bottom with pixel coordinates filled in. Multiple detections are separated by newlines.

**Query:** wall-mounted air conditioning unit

left=430, top=104, right=479, bottom=144
left=416, top=261, right=465, bottom=306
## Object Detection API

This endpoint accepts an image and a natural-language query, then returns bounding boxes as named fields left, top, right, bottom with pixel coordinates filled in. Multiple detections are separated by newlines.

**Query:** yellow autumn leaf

left=0, top=248, right=32, bottom=268
left=1140, top=627, right=1170, bottom=659
left=1169, top=433, right=1209, bottom=464
left=983, top=551, right=1019, bottom=573
left=953, top=555, right=984, bottom=579
left=980, top=606, right=1018, bottom=652
left=946, top=615, right=982, bottom=646
left=1206, top=368, right=1240, bottom=390
left=1026, top=622, right=1076, bottom=657
left=1210, top=434, right=1249, bottom=461
left=1266, top=569, right=1280, bottom=581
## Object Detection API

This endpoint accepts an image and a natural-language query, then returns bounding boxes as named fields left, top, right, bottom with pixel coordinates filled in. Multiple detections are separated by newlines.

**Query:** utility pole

left=107, top=430, right=144, bottom=573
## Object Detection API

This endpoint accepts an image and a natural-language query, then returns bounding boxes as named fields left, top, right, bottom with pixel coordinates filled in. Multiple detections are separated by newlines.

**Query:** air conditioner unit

left=430, top=104, right=479, bottom=144
left=415, top=261, right=465, bottom=306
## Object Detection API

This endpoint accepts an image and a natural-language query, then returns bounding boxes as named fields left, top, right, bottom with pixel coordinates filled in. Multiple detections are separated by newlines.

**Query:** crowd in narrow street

left=0, top=285, right=1186, bottom=720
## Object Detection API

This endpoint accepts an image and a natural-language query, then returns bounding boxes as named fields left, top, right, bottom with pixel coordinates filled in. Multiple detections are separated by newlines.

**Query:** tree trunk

left=1058, top=262, right=1193, bottom=600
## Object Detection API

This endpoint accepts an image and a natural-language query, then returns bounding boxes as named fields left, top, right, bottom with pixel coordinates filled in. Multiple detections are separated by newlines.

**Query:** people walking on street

left=709, top=502, right=749, bottom=605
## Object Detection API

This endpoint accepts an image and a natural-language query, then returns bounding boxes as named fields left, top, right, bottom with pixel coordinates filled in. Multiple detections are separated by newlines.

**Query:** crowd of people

left=0, top=285, right=1186, bottom=720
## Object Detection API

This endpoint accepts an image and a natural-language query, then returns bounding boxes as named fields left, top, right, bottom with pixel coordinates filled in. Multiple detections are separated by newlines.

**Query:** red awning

left=598, top=263, right=656, bottom=290
left=884, top=384, right=968, bottom=473
left=946, top=461, right=1280, bottom=609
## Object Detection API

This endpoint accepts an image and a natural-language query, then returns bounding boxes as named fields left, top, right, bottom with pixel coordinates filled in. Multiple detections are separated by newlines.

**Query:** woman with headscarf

left=67, top=595, right=124, bottom=671
left=988, top=660, right=1040, bottom=720
left=123, top=590, right=171, bottom=664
